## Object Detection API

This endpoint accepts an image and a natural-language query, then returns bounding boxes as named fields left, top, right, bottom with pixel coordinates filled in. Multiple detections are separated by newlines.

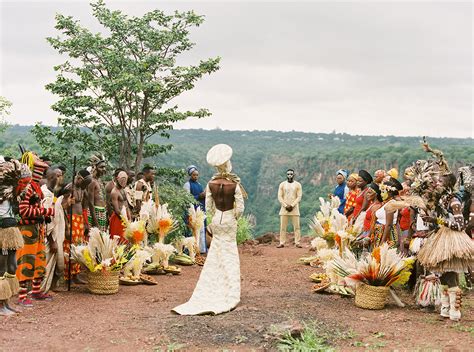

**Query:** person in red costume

left=351, top=170, right=373, bottom=222
left=109, top=171, right=130, bottom=241
left=16, top=152, right=55, bottom=306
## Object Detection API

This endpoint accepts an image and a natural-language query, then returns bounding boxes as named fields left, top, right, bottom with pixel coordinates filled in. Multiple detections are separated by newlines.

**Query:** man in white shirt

left=277, top=169, right=303, bottom=248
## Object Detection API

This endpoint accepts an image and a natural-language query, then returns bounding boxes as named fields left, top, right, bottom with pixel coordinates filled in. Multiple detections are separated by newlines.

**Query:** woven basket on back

left=355, top=283, right=389, bottom=310
left=87, top=270, right=120, bottom=295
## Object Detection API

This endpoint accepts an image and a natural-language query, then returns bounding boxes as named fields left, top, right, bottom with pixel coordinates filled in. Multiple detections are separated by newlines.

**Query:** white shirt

left=278, top=181, right=302, bottom=216
left=375, top=200, right=398, bottom=225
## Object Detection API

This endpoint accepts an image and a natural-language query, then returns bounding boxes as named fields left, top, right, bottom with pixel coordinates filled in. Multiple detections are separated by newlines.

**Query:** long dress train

left=172, top=184, right=244, bottom=315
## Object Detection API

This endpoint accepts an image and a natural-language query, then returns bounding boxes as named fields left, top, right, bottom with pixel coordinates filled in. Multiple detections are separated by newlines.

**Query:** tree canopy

left=33, top=0, right=220, bottom=170
left=0, top=96, right=12, bottom=135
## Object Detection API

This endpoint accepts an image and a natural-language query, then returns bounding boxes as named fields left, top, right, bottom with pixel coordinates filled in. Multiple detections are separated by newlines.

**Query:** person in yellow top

left=277, top=169, right=303, bottom=248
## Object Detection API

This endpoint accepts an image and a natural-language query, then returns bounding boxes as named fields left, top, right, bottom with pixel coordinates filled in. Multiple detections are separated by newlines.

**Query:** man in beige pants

left=277, top=169, right=303, bottom=248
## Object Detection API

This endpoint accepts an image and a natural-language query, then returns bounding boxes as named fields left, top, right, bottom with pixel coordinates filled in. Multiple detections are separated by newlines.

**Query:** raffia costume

left=406, top=143, right=474, bottom=321
left=173, top=144, right=245, bottom=315
left=0, top=158, right=31, bottom=314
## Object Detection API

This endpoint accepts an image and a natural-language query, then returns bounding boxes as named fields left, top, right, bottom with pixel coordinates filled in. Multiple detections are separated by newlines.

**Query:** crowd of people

left=0, top=149, right=170, bottom=315
left=276, top=142, right=472, bottom=322
left=325, top=144, right=473, bottom=321
left=0, top=142, right=472, bottom=322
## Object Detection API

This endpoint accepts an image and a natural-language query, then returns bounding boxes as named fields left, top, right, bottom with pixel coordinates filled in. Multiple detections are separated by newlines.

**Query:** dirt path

left=1, top=243, right=473, bottom=351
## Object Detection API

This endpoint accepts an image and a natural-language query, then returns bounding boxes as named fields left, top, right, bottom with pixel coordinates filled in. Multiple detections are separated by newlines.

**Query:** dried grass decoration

left=144, top=203, right=179, bottom=271
left=121, top=249, right=152, bottom=283
left=187, top=205, right=206, bottom=263
left=309, top=204, right=360, bottom=265
left=122, top=218, right=146, bottom=245
left=417, top=225, right=474, bottom=272
left=146, top=203, right=178, bottom=244
left=329, top=243, right=414, bottom=309
left=71, top=228, right=137, bottom=294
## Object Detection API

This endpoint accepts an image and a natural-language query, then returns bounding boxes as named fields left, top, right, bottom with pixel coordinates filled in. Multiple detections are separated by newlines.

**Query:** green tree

left=33, top=0, right=220, bottom=169
left=0, top=96, right=12, bottom=135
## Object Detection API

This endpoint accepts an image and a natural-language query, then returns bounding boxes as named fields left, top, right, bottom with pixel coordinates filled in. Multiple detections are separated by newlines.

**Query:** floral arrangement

left=71, top=228, right=136, bottom=272
left=187, top=205, right=206, bottom=253
left=173, top=236, right=197, bottom=261
left=329, top=243, right=413, bottom=287
left=147, top=243, right=176, bottom=268
left=328, top=209, right=356, bottom=255
left=122, top=218, right=146, bottom=244
left=310, top=237, right=328, bottom=252
left=309, top=196, right=343, bottom=248
left=310, top=203, right=361, bottom=256
left=146, top=203, right=178, bottom=244
left=122, top=249, right=152, bottom=281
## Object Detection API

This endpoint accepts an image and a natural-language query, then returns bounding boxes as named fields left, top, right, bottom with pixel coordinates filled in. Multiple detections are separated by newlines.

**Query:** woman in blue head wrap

left=333, top=169, right=349, bottom=214
left=184, top=165, right=207, bottom=253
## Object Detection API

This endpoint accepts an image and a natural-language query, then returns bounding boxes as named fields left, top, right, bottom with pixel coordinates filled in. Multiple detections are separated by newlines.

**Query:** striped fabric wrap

left=18, top=182, right=54, bottom=226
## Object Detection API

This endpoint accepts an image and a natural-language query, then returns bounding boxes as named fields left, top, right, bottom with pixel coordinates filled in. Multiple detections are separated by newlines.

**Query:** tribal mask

left=117, top=171, right=128, bottom=188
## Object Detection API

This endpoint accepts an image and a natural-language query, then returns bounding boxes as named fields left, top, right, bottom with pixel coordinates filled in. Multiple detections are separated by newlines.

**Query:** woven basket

left=355, top=283, right=389, bottom=310
left=87, top=270, right=120, bottom=295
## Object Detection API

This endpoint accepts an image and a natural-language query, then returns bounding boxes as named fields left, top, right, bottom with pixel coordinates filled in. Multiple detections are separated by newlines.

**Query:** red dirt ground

left=1, top=241, right=473, bottom=351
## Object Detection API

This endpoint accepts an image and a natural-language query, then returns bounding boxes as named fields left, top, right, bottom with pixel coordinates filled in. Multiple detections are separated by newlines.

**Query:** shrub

left=236, top=215, right=254, bottom=245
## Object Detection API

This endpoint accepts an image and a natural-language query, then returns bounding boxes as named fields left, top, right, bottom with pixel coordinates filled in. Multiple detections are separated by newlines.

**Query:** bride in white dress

left=172, top=144, right=245, bottom=315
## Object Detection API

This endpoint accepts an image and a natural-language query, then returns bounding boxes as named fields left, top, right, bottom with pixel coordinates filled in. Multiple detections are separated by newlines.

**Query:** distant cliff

left=153, top=129, right=473, bottom=235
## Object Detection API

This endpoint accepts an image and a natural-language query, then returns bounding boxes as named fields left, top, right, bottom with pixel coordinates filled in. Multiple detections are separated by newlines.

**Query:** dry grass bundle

left=418, top=226, right=474, bottom=272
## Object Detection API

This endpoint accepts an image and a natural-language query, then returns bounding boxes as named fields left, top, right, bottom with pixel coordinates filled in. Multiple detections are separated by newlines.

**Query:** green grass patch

left=451, top=323, right=474, bottom=337
left=276, top=321, right=355, bottom=351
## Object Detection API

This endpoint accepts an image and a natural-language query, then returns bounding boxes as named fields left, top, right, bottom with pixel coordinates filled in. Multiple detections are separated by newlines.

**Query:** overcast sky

left=0, top=0, right=472, bottom=138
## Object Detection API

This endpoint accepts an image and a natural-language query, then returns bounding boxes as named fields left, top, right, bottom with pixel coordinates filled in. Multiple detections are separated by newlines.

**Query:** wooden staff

left=68, top=156, right=76, bottom=291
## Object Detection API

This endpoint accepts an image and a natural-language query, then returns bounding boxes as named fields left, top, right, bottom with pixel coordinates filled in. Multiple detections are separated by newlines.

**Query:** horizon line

left=7, top=123, right=473, bottom=140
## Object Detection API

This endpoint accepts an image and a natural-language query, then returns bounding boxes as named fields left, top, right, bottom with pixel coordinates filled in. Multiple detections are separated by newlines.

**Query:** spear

left=68, top=156, right=77, bottom=291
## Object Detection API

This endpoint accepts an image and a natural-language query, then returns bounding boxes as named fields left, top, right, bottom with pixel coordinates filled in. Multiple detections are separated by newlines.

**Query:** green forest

left=1, top=125, right=473, bottom=235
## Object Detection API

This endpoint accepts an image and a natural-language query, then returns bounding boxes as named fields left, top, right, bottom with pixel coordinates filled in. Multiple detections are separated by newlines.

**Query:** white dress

left=172, top=183, right=244, bottom=315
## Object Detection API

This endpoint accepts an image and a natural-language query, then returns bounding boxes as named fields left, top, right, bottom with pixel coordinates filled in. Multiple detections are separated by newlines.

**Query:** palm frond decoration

left=71, top=228, right=135, bottom=272
left=329, top=243, right=413, bottom=287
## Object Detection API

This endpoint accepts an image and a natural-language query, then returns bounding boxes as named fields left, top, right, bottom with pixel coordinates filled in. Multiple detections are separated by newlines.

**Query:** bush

left=236, top=215, right=254, bottom=244
left=158, top=182, right=197, bottom=243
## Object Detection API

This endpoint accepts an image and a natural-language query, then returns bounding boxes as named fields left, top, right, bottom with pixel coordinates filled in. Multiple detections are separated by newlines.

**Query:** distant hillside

left=2, top=126, right=473, bottom=235
left=151, top=129, right=473, bottom=235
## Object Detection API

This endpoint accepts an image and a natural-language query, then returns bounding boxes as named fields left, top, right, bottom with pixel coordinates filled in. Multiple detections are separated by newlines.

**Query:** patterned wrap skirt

left=371, top=223, right=399, bottom=249
left=63, top=214, right=85, bottom=279
left=16, top=224, right=46, bottom=282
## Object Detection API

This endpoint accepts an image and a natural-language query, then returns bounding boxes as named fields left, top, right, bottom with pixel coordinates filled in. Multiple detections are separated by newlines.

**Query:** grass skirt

left=418, top=225, right=474, bottom=273
left=0, top=278, right=12, bottom=300
left=4, top=273, right=19, bottom=294
left=0, top=226, right=24, bottom=252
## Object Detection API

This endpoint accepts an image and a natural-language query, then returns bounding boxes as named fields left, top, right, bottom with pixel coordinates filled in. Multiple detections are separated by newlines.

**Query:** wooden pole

left=68, top=156, right=77, bottom=291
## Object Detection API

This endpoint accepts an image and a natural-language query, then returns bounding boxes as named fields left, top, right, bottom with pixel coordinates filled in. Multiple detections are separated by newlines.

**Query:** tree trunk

left=135, top=131, right=145, bottom=173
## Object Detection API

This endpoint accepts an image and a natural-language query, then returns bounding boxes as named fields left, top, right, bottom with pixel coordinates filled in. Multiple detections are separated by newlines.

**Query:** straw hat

left=206, top=144, right=233, bottom=167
